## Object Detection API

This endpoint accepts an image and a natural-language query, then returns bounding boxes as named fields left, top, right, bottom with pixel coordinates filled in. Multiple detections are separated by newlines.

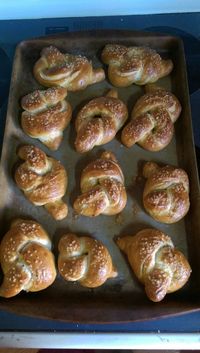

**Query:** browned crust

left=75, top=90, right=128, bottom=153
left=101, top=44, right=173, bottom=87
left=142, top=162, right=190, bottom=223
left=117, top=228, right=191, bottom=302
left=0, top=219, right=56, bottom=298
left=15, top=145, right=68, bottom=220
left=73, top=151, right=127, bottom=216
left=33, top=46, right=105, bottom=91
left=58, top=233, right=117, bottom=288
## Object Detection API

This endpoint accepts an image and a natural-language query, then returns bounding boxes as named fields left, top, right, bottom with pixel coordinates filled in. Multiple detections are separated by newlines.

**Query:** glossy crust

left=121, top=86, right=182, bottom=151
left=101, top=44, right=173, bottom=86
left=73, top=151, right=127, bottom=216
left=15, top=145, right=68, bottom=220
left=75, top=89, right=128, bottom=153
left=0, top=219, right=56, bottom=298
left=33, top=46, right=105, bottom=91
left=58, top=233, right=117, bottom=288
left=117, top=228, right=191, bottom=302
left=21, top=87, right=72, bottom=150
left=143, top=161, right=190, bottom=223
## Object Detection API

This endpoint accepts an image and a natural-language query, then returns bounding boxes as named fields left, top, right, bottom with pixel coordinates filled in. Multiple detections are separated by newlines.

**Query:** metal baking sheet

left=0, top=30, right=200, bottom=323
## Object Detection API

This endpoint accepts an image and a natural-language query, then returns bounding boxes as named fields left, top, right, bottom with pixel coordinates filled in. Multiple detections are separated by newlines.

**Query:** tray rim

left=0, top=29, right=200, bottom=324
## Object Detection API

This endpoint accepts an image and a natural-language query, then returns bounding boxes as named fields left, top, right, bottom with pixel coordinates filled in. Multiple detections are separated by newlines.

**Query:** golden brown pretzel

left=0, top=219, right=56, bottom=298
left=33, top=46, right=105, bottom=91
left=117, top=228, right=191, bottom=302
left=73, top=151, right=127, bottom=216
left=58, top=233, right=117, bottom=288
left=15, top=145, right=68, bottom=220
left=101, top=44, right=173, bottom=87
left=121, top=86, right=182, bottom=151
left=75, top=90, right=128, bottom=153
left=21, top=87, right=72, bottom=150
left=143, top=161, right=190, bottom=223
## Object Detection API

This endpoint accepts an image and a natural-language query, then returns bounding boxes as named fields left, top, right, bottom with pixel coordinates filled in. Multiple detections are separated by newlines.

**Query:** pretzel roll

left=73, top=151, right=127, bottom=216
left=143, top=162, right=190, bottom=223
left=15, top=145, right=68, bottom=220
left=33, top=46, right=105, bottom=91
left=75, top=89, right=128, bottom=153
left=121, top=87, right=181, bottom=151
left=101, top=44, right=173, bottom=87
left=58, top=233, right=117, bottom=288
left=117, top=228, right=191, bottom=302
left=0, top=219, right=56, bottom=298
left=21, top=87, right=72, bottom=150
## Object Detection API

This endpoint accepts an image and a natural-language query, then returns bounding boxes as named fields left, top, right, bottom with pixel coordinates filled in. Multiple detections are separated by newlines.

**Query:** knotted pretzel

left=15, top=145, right=68, bottom=220
left=121, top=86, right=182, bottom=151
left=73, top=151, right=127, bottom=216
left=58, top=233, right=117, bottom=288
left=117, top=228, right=191, bottom=302
left=34, top=46, right=105, bottom=91
left=21, top=87, right=72, bottom=150
left=75, top=89, right=128, bottom=153
left=101, top=44, right=173, bottom=86
left=0, top=219, right=56, bottom=298
left=143, top=161, right=190, bottom=223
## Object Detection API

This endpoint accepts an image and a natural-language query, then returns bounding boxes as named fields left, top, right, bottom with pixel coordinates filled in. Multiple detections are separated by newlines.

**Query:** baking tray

left=0, top=30, right=200, bottom=323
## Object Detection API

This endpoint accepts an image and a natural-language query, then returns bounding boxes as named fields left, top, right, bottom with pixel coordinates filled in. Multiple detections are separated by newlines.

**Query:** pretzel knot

left=33, top=46, right=105, bottom=91
left=73, top=151, right=127, bottom=216
left=121, top=87, right=182, bottom=151
left=143, top=162, right=190, bottom=224
left=58, top=233, right=117, bottom=288
left=15, top=145, right=68, bottom=220
left=0, top=219, right=56, bottom=298
left=75, top=90, right=128, bottom=153
left=117, top=228, right=191, bottom=302
left=101, top=44, right=173, bottom=87
left=21, top=87, right=72, bottom=150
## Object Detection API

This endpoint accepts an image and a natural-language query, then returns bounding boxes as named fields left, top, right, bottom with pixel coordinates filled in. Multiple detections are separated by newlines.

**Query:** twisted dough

left=101, top=44, right=173, bottom=86
left=0, top=219, right=56, bottom=298
left=121, top=86, right=182, bottom=151
left=73, top=151, right=127, bottom=216
left=15, top=145, right=68, bottom=220
left=58, top=233, right=117, bottom=288
left=33, top=46, right=105, bottom=91
left=143, top=162, right=190, bottom=223
left=21, top=87, right=72, bottom=150
left=75, top=89, right=128, bottom=153
left=117, top=228, right=191, bottom=302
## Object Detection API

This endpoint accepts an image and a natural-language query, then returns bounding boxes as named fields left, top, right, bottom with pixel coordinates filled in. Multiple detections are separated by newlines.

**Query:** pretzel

left=101, top=44, right=173, bottom=86
left=117, top=228, right=191, bottom=302
left=75, top=89, right=128, bottom=153
left=121, top=86, right=182, bottom=151
left=143, top=161, right=190, bottom=223
left=0, top=219, right=56, bottom=298
left=58, top=233, right=117, bottom=288
left=21, top=87, right=72, bottom=150
left=73, top=151, right=127, bottom=216
left=33, top=46, right=105, bottom=91
left=15, top=145, right=68, bottom=220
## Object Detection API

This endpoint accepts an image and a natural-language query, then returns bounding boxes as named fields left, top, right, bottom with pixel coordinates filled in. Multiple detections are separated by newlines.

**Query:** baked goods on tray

left=75, top=89, right=128, bottom=153
left=14, top=145, right=68, bottom=220
left=117, top=228, right=191, bottom=302
left=121, top=85, right=182, bottom=151
left=73, top=151, right=127, bottom=216
left=33, top=45, right=105, bottom=91
left=58, top=233, right=117, bottom=288
left=21, top=87, right=72, bottom=150
left=101, top=44, right=173, bottom=86
left=0, top=219, right=56, bottom=298
left=142, top=161, right=190, bottom=223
